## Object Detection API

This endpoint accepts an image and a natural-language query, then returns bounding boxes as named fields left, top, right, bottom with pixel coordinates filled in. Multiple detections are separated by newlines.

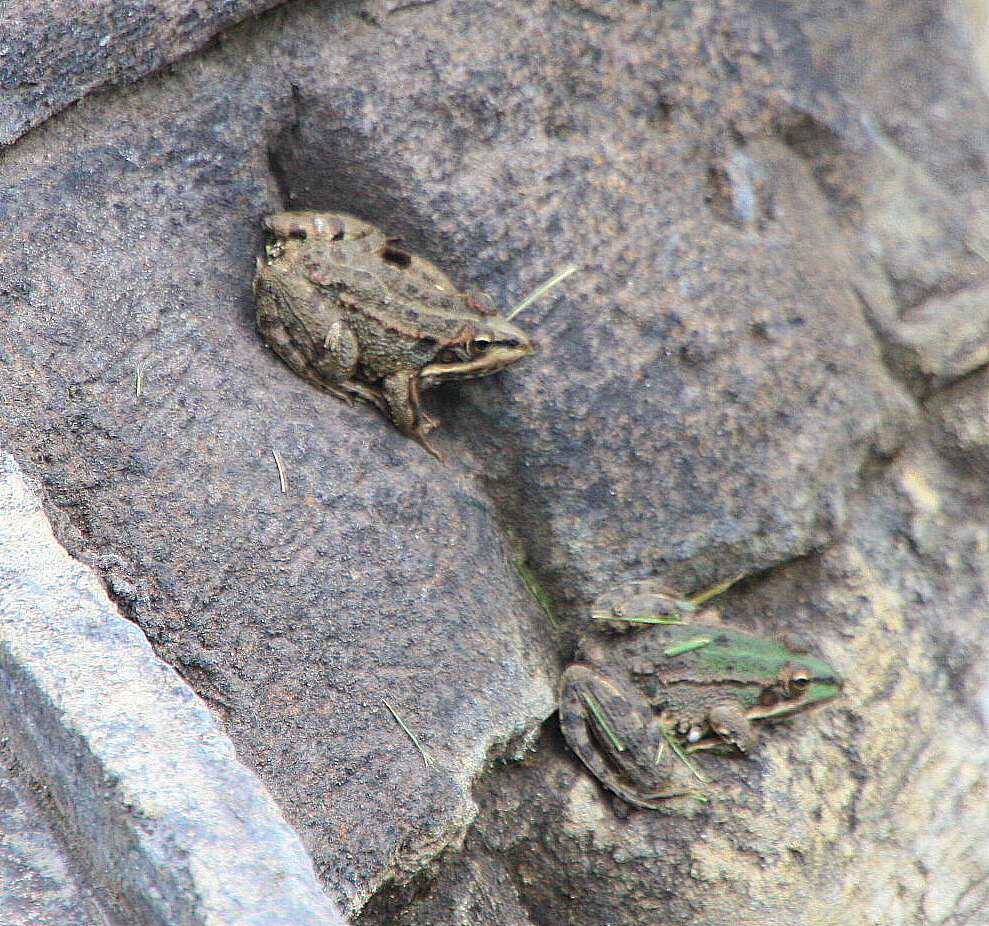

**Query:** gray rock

left=0, top=0, right=284, bottom=145
left=0, top=0, right=987, bottom=922
left=0, top=455, right=345, bottom=926
left=380, top=435, right=989, bottom=926
left=0, top=740, right=122, bottom=926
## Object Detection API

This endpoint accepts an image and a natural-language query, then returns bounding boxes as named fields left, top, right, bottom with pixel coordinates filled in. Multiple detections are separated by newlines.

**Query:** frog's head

left=678, top=629, right=842, bottom=725
left=418, top=316, right=535, bottom=384
left=747, top=652, right=842, bottom=723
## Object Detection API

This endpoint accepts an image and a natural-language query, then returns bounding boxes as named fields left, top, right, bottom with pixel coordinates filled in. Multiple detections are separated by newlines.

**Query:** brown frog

left=253, top=211, right=534, bottom=455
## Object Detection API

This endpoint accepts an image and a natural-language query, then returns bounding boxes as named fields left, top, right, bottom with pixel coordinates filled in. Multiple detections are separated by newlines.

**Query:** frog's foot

left=612, top=782, right=705, bottom=809
left=381, top=373, right=443, bottom=458
left=329, top=379, right=389, bottom=415
left=702, top=704, right=758, bottom=754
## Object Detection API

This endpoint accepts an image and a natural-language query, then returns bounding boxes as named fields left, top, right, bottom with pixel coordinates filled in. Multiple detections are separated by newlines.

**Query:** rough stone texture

left=0, top=0, right=284, bottom=145
left=0, top=0, right=987, bottom=923
left=366, top=443, right=989, bottom=925
left=966, top=0, right=989, bottom=84
left=0, top=742, right=122, bottom=926
left=0, top=455, right=345, bottom=926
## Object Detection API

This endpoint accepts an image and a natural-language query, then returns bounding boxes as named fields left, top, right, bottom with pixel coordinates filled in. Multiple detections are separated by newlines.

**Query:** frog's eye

left=787, top=678, right=811, bottom=697
left=471, top=337, right=492, bottom=355
left=779, top=662, right=813, bottom=697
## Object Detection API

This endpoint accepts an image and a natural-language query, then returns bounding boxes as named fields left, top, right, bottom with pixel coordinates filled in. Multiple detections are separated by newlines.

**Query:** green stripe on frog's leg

left=580, top=690, right=627, bottom=753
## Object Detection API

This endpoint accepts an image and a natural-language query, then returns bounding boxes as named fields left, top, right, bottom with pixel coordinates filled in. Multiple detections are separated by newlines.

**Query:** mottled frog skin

left=253, top=211, right=533, bottom=455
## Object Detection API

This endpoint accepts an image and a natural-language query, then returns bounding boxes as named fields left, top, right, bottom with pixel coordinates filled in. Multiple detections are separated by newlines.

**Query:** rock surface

left=0, top=455, right=345, bottom=925
left=0, top=0, right=283, bottom=145
left=1, top=0, right=987, bottom=923
left=367, top=441, right=989, bottom=925
left=0, top=741, right=122, bottom=926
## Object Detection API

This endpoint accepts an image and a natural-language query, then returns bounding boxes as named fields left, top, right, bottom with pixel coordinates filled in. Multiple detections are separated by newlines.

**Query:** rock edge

left=0, top=452, right=346, bottom=926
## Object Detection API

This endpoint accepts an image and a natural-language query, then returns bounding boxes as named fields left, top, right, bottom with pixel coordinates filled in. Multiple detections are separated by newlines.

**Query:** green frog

left=559, top=580, right=841, bottom=808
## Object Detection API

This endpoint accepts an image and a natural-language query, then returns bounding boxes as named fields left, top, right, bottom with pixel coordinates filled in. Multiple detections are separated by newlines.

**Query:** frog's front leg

left=380, top=372, right=442, bottom=456
left=700, top=703, right=759, bottom=754
left=559, top=665, right=698, bottom=808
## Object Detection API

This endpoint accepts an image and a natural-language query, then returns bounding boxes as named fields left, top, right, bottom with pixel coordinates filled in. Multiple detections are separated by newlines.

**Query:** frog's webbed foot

left=559, top=666, right=699, bottom=809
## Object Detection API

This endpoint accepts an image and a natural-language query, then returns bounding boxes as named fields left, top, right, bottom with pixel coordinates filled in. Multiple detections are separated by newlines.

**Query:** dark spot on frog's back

left=381, top=245, right=412, bottom=267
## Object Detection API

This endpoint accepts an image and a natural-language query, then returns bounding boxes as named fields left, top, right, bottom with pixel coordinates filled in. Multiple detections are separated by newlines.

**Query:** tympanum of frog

left=253, top=211, right=534, bottom=456
left=559, top=580, right=841, bottom=809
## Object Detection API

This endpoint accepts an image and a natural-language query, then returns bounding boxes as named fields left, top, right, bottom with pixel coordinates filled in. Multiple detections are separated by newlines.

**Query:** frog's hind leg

left=559, top=667, right=699, bottom=809
left=330, top=378, right=390, bottom=415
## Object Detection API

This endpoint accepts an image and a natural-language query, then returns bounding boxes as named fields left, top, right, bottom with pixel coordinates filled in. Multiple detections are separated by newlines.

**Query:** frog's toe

left=412, top=428, right=444, bottom=460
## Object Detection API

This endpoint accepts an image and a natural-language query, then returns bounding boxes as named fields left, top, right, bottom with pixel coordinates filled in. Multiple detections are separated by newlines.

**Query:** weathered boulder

left=1, top=0, right=987, bottom=922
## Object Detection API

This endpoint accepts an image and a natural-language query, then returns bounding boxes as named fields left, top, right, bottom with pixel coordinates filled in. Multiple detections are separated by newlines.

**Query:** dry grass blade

left=506, top=265, right=578, bottom=321
left=382, top=698, right=434, bottom=767
left=271, top=449, right=288, bottom=493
